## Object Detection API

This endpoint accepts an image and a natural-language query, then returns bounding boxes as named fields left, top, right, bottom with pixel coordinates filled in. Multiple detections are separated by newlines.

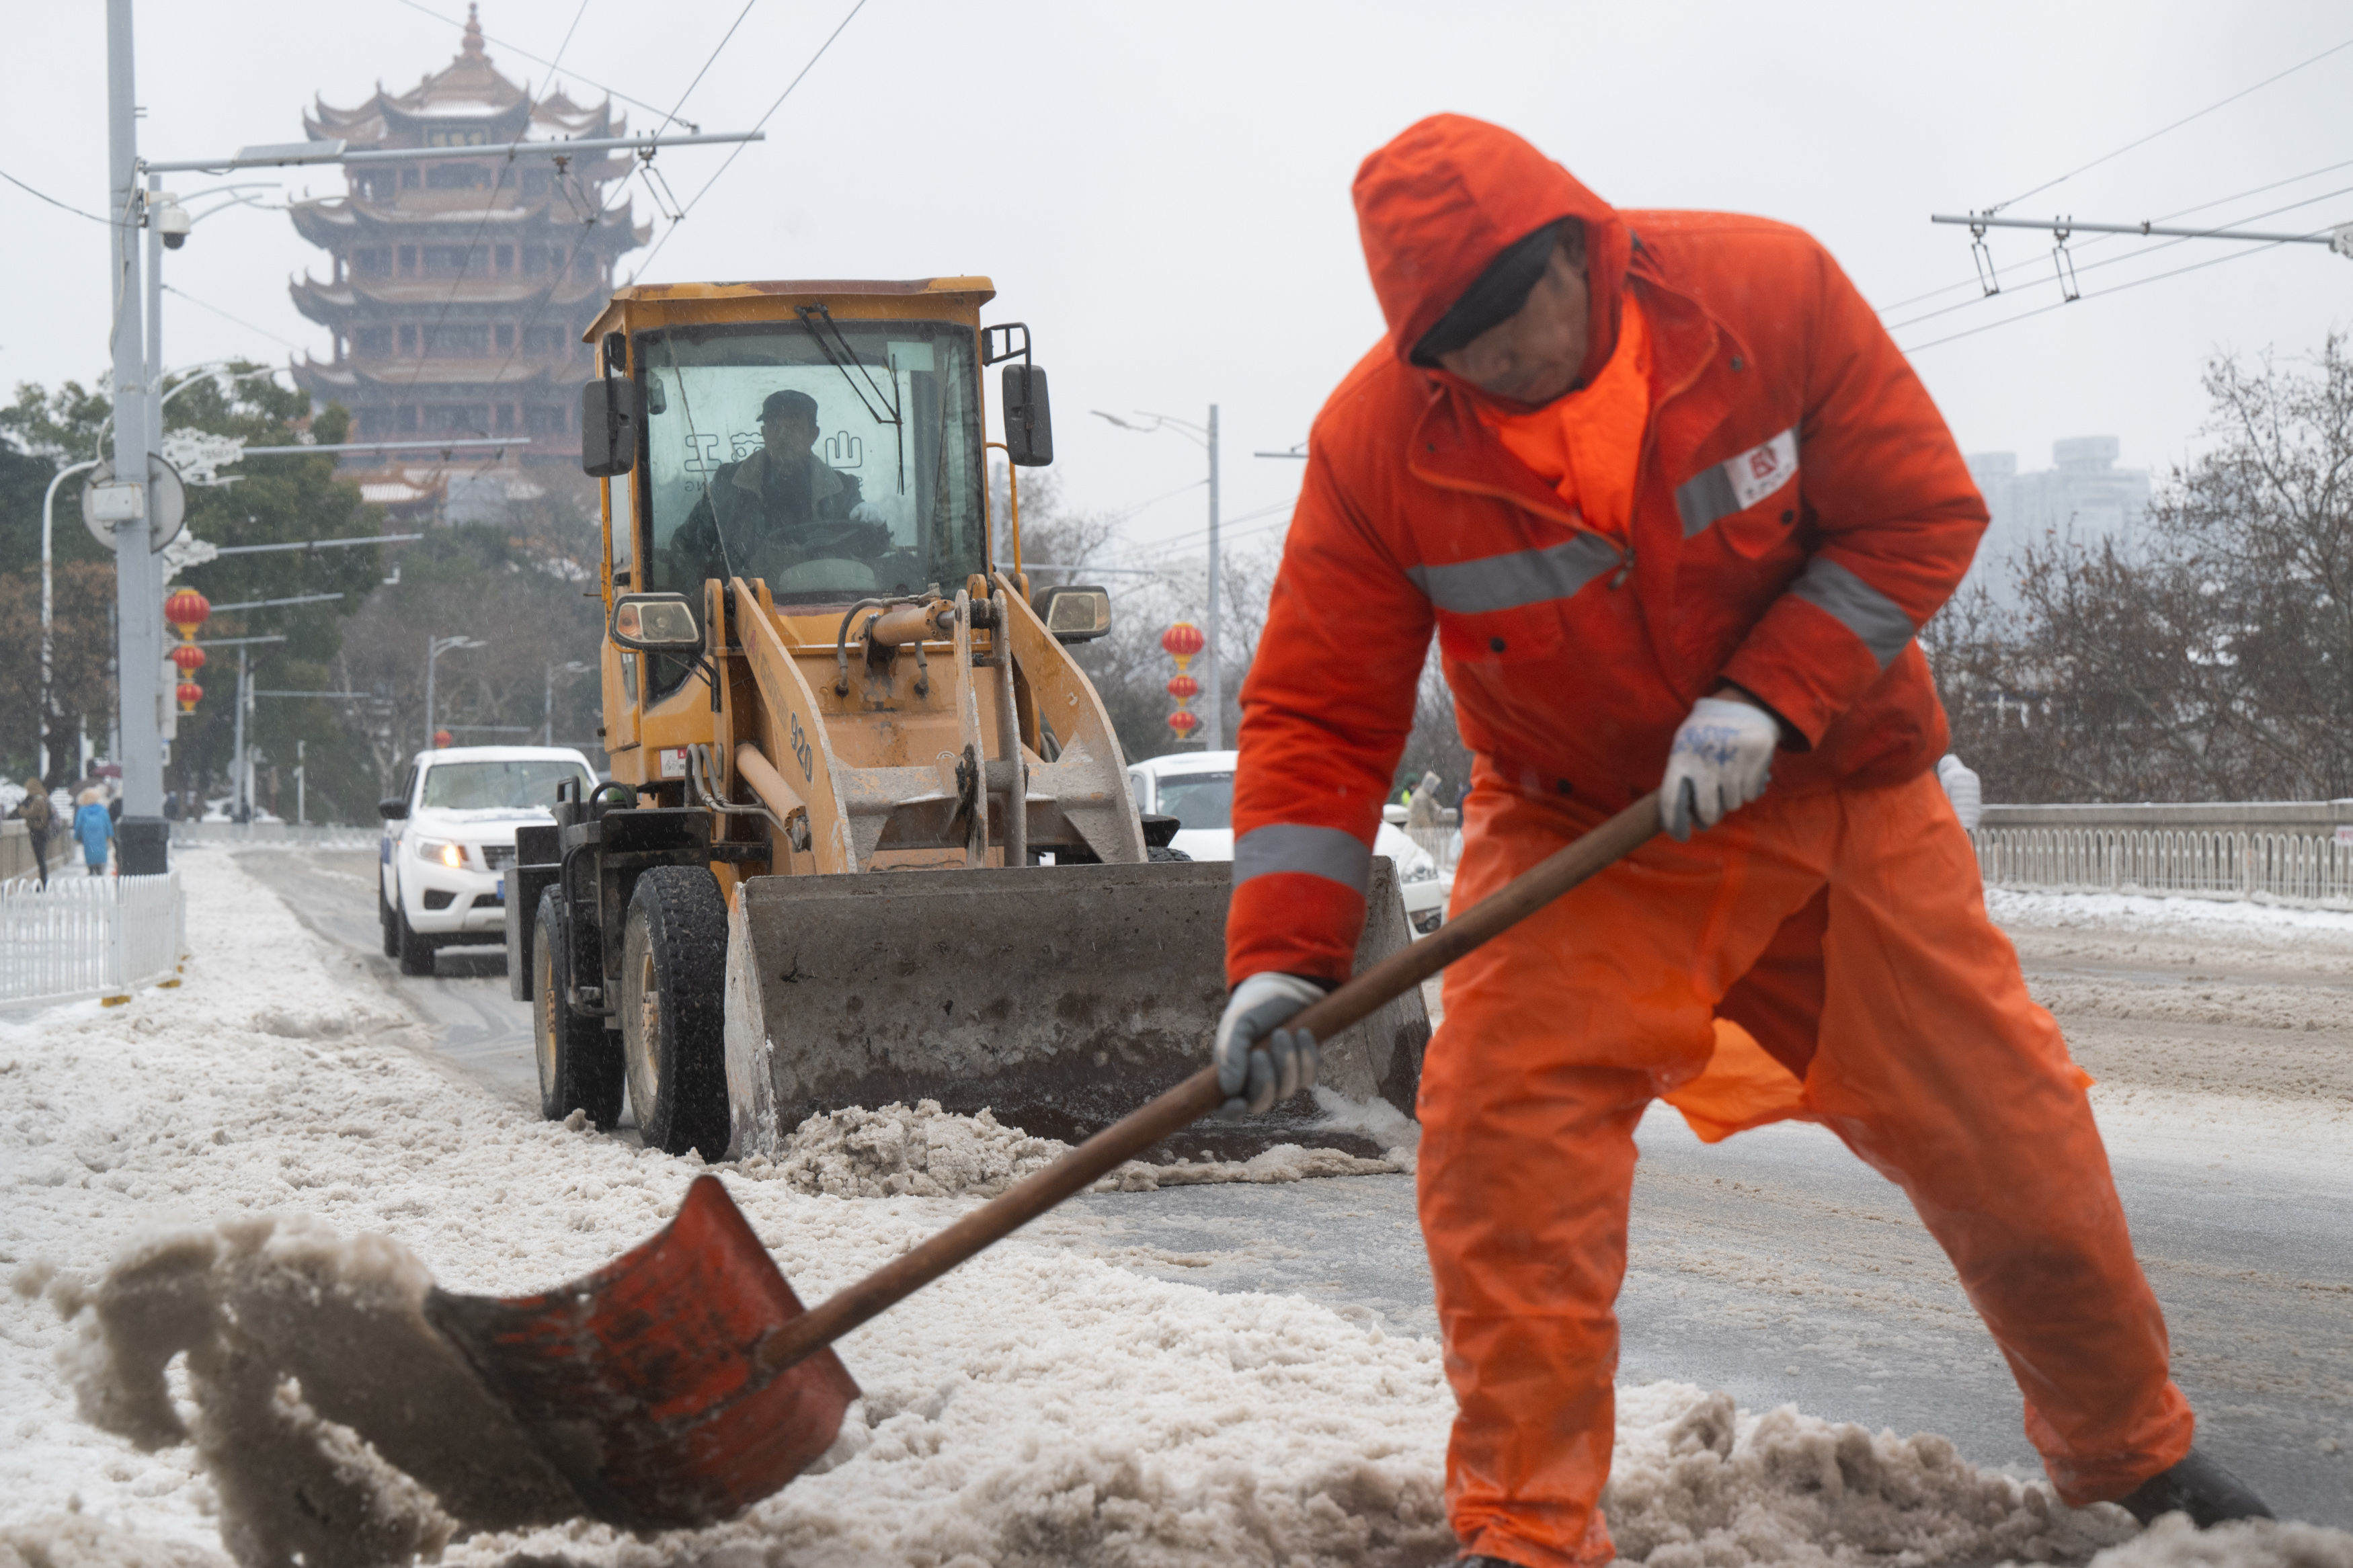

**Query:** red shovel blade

left=424, top=1174, right=860, bottom=1530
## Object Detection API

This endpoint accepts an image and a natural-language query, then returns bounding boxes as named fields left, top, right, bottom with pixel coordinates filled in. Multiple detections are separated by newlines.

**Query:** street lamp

left=1092, top=406, right=1224, bottom=749
left=545, top=660, right=593, bottom=745
left=425, top=636, right=483, bottom=752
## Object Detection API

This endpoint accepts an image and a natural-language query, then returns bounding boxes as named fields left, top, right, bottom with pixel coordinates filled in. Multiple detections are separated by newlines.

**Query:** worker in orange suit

left=1210, top=114, right=2272, bottom=1568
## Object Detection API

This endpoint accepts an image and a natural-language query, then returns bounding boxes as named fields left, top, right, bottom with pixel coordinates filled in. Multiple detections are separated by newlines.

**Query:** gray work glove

left=1213, top=972, right=1326, bottom=1116
left=1660, top=694, right=1778, bottom=841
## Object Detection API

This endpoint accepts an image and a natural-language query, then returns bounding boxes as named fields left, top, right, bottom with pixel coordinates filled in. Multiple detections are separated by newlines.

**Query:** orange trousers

left=1418, top=766, right=2192, bottom=1568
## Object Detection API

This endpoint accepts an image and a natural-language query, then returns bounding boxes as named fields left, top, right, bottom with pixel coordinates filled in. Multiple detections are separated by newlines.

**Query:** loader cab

left=584, top=279, right=1008, bottom=709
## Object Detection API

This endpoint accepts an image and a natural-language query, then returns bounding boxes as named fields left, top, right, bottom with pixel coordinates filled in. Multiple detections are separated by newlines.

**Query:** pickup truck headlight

left=414, top=837, right=467, bottom=869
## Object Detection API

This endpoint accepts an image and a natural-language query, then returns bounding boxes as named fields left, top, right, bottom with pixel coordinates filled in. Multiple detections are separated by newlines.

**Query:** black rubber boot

left=2118, top=1447, right=2275, bottom=1527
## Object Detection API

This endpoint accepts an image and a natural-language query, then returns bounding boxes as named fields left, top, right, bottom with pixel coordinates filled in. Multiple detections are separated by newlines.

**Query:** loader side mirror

left=1001, top=364, right=1053, bottom=467
left=1034, top=583, right=1111, bottom=643
left=581, top=376, right=639, bottom=478
left=610, top=593, right=704, bottom=655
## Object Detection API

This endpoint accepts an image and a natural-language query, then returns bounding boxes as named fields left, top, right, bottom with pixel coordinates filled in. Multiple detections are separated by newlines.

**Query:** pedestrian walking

left=13, top=778, right=52, bottom=887
left=1212, top=114, right=2269, bottom=1567
left=73, top=787, right=114, bottom=877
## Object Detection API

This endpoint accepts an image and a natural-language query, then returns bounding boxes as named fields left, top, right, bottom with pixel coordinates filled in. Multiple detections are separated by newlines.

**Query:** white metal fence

left=0, top=872, right=188, bottom=1007
left=1971, top=800, right=2353, bottom=909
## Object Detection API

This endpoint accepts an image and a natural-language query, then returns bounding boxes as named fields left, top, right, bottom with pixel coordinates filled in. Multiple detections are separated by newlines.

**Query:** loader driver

left=1211, top=115, right=2273, bottom=1568
left=670, top=388, right=891, bottom=590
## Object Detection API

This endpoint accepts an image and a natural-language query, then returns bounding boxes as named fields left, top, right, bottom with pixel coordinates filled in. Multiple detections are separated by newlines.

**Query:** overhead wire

left=1983, top=31, right=2353, bottom=216
left=160, top=284, right=309, bottom=352
left=653, top=0, right=758, bottom=138
left=629, top=0, right=872, bottom=278
left=0, top=167, right=109, bottom=224
left=1899, top=233, right=2305, bottom=354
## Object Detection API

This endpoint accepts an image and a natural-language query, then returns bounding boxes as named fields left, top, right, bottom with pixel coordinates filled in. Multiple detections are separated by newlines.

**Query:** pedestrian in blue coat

left=73, top=788, right=113, bottom=876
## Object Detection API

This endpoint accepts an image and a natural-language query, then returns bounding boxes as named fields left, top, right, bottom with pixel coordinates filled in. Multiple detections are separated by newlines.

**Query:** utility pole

left=296, top=739, right=306, bottom=827
left=1090, top=404, right=1227, bottom=749
left=231, top=647, right=249, bottom=821
left=1204, top=405, right=1222, bottom=751
left=103, top=0, right=166, bottom=868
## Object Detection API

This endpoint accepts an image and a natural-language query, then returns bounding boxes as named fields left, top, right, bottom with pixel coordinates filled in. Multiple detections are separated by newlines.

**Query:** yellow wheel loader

left=503, top=277, right=1428, bottom=1161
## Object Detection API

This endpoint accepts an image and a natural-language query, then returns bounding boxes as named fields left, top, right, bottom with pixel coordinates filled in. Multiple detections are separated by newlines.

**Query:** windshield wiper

left=795, top=302, right=906, bottom=494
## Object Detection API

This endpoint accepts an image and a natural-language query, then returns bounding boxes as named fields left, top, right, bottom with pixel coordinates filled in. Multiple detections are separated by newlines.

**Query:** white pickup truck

left=1125, top=749, right=1451, bottom=938
left=377, top=745, right=598, bottom=975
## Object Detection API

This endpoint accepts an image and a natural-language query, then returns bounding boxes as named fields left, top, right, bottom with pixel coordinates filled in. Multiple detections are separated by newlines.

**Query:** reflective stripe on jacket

left=1228, top=115, right=1987, bottom=985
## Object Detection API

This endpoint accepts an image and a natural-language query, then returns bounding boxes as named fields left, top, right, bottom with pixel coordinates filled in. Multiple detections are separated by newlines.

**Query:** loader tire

left=618, top=865, right=731, bottom=1159
left=1147, top=845, right=1191, bottom=862
left=534, top=889, right=623, bottom=1128
left=395, top=895, right=436, bottom=977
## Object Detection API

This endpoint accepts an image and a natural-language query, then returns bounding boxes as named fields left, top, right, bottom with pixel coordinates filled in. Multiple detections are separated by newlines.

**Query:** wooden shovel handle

left=753, top=790, right=1663, bottom=1378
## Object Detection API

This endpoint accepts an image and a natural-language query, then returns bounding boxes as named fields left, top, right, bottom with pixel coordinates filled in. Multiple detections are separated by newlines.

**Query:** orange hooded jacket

left=1227, top=115, right=1988, bottom=985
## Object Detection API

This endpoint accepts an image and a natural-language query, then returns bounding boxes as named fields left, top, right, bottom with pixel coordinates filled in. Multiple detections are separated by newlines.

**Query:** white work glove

left=847, top=501, right=885, bottom=525
left=1213, top=973, right=1326, bottom=1116
left=1660, top=694, right=1779, bottom=841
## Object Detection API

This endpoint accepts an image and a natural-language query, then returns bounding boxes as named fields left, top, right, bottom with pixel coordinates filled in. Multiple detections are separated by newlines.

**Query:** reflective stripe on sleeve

left=1790, top=557, right=1915, bottom=667
left=1404, top=535, right=1622, bottom=614
left=1676, top=426, right=1800, bottom=537
left=1232, top=823, right=1373, bottom=895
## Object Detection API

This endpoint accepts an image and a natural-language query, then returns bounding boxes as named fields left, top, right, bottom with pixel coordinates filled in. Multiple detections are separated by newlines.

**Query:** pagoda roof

left=291, top=356, right=568, bottom=392
left=288, top=191, right=633, bottom=245
left=304, top=5, right=621, bottom=149
left=290, top=272, right=612, bottom=324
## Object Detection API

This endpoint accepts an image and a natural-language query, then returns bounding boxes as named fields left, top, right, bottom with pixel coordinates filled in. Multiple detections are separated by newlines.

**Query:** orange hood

left=1351, top=114, right=1632, bottom=395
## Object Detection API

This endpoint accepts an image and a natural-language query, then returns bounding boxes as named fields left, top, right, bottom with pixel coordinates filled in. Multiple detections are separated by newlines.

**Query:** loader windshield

left=637, top=319, right=987, bottom=609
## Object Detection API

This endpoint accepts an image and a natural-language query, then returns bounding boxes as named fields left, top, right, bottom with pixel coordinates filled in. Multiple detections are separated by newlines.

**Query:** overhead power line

left=160, top=283, right=308, bottom=352
left=0, top=166, right=109, bottom=224
left=1899, top=233, right=2301, bottom=354
left=1985, top=31, right=2353, bottom=216
left=632, top=0, right=872, bottom=277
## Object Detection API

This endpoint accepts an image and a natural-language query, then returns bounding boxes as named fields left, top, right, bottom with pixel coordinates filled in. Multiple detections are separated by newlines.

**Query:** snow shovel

left=424, top=791, right=1663, bottom=1530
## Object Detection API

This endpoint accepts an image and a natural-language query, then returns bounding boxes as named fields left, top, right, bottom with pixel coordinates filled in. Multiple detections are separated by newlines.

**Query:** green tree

left=0, top=367, right=381, bottom=802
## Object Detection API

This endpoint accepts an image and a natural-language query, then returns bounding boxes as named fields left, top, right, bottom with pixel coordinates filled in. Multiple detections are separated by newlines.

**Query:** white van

left=377, top=745, right=598, bottom=975
left=1127, top=749, right=1450, bottom=937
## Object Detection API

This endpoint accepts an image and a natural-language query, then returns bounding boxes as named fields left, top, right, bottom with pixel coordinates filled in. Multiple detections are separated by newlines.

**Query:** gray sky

left=7, top=1, right=2350, bottom=573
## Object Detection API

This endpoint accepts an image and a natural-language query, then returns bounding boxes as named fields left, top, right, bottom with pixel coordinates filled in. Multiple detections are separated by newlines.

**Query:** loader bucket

left=722, top=858, right=1428, bottom=1159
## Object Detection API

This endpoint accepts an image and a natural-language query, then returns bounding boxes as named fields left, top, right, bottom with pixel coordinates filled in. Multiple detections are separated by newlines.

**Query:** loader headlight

left=415, top=837, right=467, bottom=869
left=1402, top=860, right=1439, bottom=883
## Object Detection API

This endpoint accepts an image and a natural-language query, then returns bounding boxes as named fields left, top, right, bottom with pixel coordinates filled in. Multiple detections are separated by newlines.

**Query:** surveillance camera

left=154, top=196, right=192, bottom=249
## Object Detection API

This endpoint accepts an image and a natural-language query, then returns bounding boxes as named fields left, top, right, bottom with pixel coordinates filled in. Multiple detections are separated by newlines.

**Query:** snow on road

left=0, top=850, right=2344, bottom=1567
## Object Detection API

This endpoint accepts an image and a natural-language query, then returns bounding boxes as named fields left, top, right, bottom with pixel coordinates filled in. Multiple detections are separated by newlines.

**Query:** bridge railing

left=1971, top=800, right=2353, bottom=909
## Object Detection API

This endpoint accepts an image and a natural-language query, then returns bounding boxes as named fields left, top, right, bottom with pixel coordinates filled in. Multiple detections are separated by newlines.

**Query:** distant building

left=286, top=5, right=643, bottom=519
left=1961, top=437, right=2151, bottom=603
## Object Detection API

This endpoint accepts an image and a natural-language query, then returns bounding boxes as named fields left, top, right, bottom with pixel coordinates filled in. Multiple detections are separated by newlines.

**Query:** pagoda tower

left=287, top=5, right=645, bottom=503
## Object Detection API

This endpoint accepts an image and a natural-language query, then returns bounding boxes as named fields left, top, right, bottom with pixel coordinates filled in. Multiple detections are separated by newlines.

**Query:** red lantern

left=175, top=680, right=204, bottom=713
left=433, top=729, right=454, bottom=749
left=1166, top=673, right=1199, bottom=703
left=1167, top=709, right=1199, bottom=737
left=1160, top=621, right=1205, bottom=671
left=169, top=643, right=207, bottom=674
left=163, top=589, right=210, bottom=641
